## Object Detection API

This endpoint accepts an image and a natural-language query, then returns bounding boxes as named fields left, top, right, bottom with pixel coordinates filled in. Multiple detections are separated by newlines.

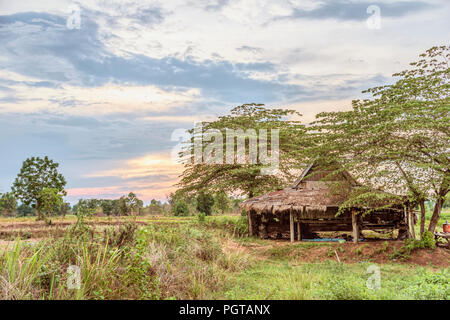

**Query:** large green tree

left=12, top=156, right=67, bottom=220
left=310, top=45, right=449, bottom=235
left=178, top=104, right=306, bottom=198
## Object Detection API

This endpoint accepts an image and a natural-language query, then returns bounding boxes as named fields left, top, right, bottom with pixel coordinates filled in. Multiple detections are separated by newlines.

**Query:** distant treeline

left=0, top=190, right=243, bottom=217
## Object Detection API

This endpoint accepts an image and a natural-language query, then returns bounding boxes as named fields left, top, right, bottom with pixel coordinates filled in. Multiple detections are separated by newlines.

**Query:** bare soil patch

left=226, top=239, right=450, bottom=268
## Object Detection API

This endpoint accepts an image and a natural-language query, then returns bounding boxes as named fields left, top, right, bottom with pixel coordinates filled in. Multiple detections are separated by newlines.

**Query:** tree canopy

left=12, top=156, right=66, bottom=220
left=177, top=103, right=307, bottom=198
left=0, top=192, right=17, bottom=217
left=309, top=45, right=449, bottom=234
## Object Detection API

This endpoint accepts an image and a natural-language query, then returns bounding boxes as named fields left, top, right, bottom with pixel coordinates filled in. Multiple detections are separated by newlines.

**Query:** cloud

left=0, top=0, right=448, bottom=203
left=0, top=10, right=305, bottom=103
left=204, top=0, right=231, bottom=12
left=236, top=46, right=264, bottom=54
left=66, top=152, right=183, bottom=202
left=283, top=0, right=435, bottom=21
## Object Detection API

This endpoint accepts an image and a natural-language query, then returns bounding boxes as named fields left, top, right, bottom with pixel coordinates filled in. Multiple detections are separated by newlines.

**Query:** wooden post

left=352, top=209, right=359, bottom=244
left=297, top=222, right=302, bottom=241
left=248, top=211, right=253, bottom=237
left=408, top=205, right=416, bottom=239
left=290, top=209, right=294, bottom=243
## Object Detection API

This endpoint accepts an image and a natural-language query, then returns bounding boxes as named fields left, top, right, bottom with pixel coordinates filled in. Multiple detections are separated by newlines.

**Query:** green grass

left=0, top=214, right=448, bottom=300
left=219, top=260, right=449, bottom=300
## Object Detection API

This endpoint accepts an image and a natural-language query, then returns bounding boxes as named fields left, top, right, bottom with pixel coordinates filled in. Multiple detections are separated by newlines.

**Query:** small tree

left=118, top=196, right=129, bottom=215
left=101, top=200, right=114, bottom=216
left=16, top=203, right=35, bottom=217
left=12, top=156, right=66, bottom=220
left=39, top=188, right=64, bottom=223
left=196, top=191, right=215, bottom=216
left=0, top=192, right=17, bottom=217
left=149, top=199, right=162, bottom=215
left=126, top=192, right=143, bottom=216
left=173, top=200, right=189, bottom=217
left=75, top=199, right=96, bottom=223
left=214, top=191, right=229, bottom=214
left=59, top=202, right=71, bottom=218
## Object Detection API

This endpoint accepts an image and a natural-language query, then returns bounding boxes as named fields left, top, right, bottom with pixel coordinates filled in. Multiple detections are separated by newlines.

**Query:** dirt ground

left=224, top=239, right=450, bottom=268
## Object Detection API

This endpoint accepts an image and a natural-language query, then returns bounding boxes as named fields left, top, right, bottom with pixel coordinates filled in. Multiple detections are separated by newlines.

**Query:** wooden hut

left=241, top=163, right=413, bottom=243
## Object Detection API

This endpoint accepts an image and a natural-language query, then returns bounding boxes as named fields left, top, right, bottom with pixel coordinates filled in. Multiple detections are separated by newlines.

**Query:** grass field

left=0, top=212, right=448, bottom=300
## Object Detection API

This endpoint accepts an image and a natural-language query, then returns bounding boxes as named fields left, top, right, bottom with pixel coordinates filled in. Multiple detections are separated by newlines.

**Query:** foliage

left=390, top=232, right=436, bottom=260
left=196, top=191, right=215, bottom=216
left=198, top=212, right=206, bottom=222
left=173, top=200, right=189, bottom=217
left=214, top=191, right=230, bottom=214
left=122, top=228, right=160, bottom=299
left=0, top=192, right=17, bottom=216
left=178, top=103, right=307, bottom=198
left=309, top=46, right=449, bottom=232
left=58, top=202, right=71, bottom=217
left=0, top=216, right=252, bottom=300
left=203, top=216, right=249, bottom=237
left=16, top=203, right=35, bottom=217
left=148, top=199, right=163, bottom=214
left=118, top=193, right=143, bottom=216
left=12, top=156, right=66, bottom=220
left=100, top=200, right=114, bottom=216
left=39, top=188, right=64, bottom=222
left=75, top=199, right=96, bottom=224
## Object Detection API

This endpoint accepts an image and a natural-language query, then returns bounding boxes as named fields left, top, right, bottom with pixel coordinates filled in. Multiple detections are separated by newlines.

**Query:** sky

left=0, top=0, right=449, bottom=204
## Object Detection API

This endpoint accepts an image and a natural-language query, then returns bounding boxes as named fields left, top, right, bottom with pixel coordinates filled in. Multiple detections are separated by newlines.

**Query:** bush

left=173, top=200, right=189, bottom=216
left=390, top=232, right=436, bottom=260
left=204, top=216, right=248, bottom=237
left=198, top=212, right=206, bottom=222
left=196, top=191, right=215, bottom=216
left=420, top=231, right=436, bottom=249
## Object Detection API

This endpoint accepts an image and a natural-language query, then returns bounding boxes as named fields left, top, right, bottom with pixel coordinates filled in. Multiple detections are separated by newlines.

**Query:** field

left=0, top=212, right=449, bottom=300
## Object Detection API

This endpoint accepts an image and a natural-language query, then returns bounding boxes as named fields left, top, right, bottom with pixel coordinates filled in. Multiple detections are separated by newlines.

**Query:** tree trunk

left=419, top=200, right=426, bottom=236
left=409, top=206, right=416, bottom=240
left=428, top=198, right=443, bottom=233
left=36, top=200, right=42, bottom=221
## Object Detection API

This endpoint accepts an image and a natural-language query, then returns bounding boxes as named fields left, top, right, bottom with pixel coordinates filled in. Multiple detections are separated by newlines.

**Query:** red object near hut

left=443, top=223, right=450, bottom=233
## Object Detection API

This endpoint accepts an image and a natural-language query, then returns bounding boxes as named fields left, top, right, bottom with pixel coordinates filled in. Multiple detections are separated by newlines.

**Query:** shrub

left=390, top=232, right=436, bottom=260
left=173, top=200, right=189, bottom=216
left=198, top=212, right=206, bottom=222
left=196, top=191, right=215, bottom=216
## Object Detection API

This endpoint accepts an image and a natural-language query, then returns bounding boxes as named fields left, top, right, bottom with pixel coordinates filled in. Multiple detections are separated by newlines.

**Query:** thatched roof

left=241, top=185, right=347, bottom=214
left=241, top=163, right=407, bottom=215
